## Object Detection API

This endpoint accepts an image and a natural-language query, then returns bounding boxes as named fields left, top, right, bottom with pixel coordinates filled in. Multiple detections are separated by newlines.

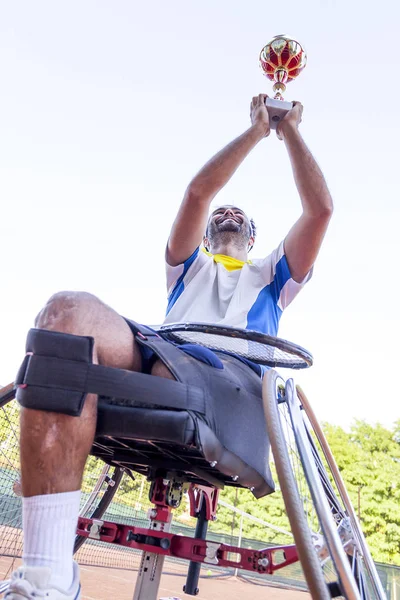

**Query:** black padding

left=96, top=403, right=197, bottom=447
left=16, top=328, right=206, bottom=417
left=25, top=328, right=94, bottom=360
left=16, top=329, right=94, bottom=416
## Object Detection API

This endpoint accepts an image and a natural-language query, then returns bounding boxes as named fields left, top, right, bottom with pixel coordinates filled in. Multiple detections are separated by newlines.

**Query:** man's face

left=207, top=206, right=251, bottom=236
left=205, top=205, right=253, bottom=251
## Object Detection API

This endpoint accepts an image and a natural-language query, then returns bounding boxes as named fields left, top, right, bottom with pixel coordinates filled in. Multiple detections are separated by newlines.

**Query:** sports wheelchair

left=0, top=322, right=386, bottom=600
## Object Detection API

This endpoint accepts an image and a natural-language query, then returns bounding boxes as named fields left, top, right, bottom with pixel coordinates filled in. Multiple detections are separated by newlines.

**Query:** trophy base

left=265, top=98, right=293, bottom=129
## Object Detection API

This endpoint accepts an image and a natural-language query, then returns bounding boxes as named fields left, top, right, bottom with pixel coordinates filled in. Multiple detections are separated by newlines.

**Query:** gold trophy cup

left=259, top=35, right=307, bottom=129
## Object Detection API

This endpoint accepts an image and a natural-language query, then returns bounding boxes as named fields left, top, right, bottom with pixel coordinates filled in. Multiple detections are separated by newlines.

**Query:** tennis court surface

left=1, top=556, right=310, bottom=600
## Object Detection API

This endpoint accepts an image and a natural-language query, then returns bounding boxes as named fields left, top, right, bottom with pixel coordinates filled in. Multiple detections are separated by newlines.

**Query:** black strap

left=16, top=354, right=206, bottom=415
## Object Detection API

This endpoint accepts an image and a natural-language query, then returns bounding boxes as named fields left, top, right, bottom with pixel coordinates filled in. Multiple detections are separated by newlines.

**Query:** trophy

left=259, top=35, right=307, bottom=129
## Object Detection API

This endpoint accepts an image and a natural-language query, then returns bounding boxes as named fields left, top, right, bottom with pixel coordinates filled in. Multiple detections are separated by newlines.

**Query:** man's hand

left=250, top=94, right=270, bottom=137
left=276, top=101, right=303, bottom=141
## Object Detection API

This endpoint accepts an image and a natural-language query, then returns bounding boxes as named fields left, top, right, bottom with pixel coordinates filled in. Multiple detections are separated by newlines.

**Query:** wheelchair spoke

left=279, top=400, right=320, bottom=538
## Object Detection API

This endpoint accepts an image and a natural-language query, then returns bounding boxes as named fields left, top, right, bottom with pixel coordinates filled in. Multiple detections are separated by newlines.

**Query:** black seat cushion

left=93, top=352, right=275, bottom=499
left=96, top=403, right=197, bottom=446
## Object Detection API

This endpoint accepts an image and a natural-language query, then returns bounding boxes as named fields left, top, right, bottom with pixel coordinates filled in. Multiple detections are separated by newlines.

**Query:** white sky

left=1, top=0, right=399, bottom=429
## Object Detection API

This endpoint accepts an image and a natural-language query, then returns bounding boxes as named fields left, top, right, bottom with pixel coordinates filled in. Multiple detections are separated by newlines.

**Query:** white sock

left=22, top=490, right=81, bottom=590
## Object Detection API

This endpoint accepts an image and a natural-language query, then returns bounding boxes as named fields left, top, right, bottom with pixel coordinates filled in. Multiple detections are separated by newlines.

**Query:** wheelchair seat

left=93, top=396, right=270, bottom=497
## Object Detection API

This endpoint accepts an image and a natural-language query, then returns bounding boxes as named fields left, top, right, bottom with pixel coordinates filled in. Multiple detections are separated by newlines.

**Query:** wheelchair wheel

left=74, top=463, right=123, bottom=553
left=0, top=386, right=123, bottom=559
left=295, top=385, right=386, bottom=600
left=262, top=370, right=386, bottom=600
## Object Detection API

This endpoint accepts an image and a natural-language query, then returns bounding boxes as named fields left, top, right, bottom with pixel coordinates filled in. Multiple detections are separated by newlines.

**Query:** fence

left=1, top=396, right=399, bottom=598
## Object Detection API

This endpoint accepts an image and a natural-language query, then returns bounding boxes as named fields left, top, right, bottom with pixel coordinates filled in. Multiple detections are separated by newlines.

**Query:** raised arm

left=278, top=103, right=333, bottom=282
left=167, top=95, right=270, bottom=266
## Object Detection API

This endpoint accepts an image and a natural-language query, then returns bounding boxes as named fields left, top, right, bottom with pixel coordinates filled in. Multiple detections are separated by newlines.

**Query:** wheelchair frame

left=0, top=324, right=387, bottom=600
left=76, top=476, right=300, bottom=599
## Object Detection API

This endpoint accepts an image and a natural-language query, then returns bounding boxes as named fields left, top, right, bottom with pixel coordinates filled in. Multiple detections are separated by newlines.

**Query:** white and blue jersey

left=164, top=242, right=311, bottom=336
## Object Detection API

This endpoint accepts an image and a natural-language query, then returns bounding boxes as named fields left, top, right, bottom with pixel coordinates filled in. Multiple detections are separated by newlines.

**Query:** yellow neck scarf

left=202, top=248, right=252, bottom=272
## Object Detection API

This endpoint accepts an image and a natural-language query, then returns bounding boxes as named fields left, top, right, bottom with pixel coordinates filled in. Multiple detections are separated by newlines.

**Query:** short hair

left=249, top=217, right=257, bottom=240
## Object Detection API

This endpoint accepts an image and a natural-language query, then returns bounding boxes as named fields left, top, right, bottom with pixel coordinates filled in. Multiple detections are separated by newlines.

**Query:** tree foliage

left=324, top=421, right=400, bottom=565
left=208, top=420, right=400, bottom=565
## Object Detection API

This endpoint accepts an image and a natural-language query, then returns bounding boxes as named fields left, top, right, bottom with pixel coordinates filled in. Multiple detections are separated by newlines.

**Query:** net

left=158, top=323, right=313, bottom=369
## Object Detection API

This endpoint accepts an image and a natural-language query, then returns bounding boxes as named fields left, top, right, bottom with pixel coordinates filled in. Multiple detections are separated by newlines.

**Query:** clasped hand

left=250, top=93, right=303, bottom=140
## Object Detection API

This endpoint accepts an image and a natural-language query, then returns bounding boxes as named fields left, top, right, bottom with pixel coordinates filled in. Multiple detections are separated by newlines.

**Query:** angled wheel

left=296, top=385, right=386, bottom=600
left=262, top=370, right=386, bottom=600
left=0, top=385, right=123, bottom=558
left=263, top=370, right=331, bottom=600
left=73, top=463, right=123, bottom=553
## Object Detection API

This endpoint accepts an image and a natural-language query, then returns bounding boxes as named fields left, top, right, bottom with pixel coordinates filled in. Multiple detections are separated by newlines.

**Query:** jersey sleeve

left=256, top=241, right=312, bottom=310
left=165, top=247, right=208, bottom=315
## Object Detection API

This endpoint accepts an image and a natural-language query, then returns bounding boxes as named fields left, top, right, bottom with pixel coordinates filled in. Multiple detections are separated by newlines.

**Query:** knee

left=35, top=291, right=99, bottom=333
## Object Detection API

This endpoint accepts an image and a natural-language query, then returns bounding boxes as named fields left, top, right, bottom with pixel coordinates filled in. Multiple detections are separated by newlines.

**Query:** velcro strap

left=16, top=354, right=206, bottom=414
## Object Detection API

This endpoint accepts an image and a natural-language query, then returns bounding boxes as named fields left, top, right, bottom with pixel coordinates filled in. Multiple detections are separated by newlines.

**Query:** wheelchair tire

left=262, top=370, right=386, bottom=600
left=262, top=370, right=331, bottom=600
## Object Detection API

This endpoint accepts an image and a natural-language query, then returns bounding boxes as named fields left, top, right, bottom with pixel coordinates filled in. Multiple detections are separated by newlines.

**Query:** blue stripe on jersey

left=270, top=254, right=292, bottom=303
left=246, top=284, right=282, bottom=335
left=166, top=247, right=200, bottom=316
left=246, top=255, right=291, bottom=335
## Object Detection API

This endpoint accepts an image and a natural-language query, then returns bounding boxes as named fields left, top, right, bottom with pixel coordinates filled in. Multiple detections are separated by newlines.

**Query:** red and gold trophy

left=259, top=35, right=307, bottom=129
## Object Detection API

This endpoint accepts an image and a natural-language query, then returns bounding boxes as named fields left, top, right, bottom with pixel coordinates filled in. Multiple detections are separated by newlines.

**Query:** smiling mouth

left=216, top=216, right=241, bottom=225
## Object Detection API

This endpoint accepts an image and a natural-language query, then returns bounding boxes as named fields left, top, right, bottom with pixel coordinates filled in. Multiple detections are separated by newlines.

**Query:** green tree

left=324, top=421, right=400, bottom=565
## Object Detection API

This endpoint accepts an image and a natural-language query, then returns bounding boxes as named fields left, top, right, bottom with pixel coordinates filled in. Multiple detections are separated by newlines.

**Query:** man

left=3, top=94, right=332, bottom=599
left=164, top=94, right=332, bottom=340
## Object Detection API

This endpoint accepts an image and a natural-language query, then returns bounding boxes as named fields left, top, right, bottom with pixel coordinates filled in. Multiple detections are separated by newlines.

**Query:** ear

left=203, top=237, right=210, bottom=252
left=247, top=236, right=255, bottom=253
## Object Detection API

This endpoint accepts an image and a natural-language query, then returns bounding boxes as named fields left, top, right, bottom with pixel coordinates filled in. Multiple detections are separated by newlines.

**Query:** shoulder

left=248, top=242, right=287, bottom=282
left=166, top=246, right=210, bottom=293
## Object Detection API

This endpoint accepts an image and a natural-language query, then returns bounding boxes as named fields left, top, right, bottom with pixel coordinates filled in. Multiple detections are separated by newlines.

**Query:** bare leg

left=13, top=290, right=178, bottom=594
left=20, top=291, right=143, bottom=497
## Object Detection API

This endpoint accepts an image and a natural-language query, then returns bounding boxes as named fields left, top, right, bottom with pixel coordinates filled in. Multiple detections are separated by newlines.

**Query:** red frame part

left=76, top=516, right=299, bottom=575
left=187, top=484, right=219, bottom=521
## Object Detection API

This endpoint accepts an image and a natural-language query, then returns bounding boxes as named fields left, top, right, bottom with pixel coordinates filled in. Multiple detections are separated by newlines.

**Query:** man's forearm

left=188, top=122, right=266, bottom=201
left=282, top=126, right=333, bottom=217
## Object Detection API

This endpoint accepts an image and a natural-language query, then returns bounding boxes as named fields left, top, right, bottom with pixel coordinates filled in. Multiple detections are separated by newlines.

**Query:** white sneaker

left=1, top=562, right=81, bottom=600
